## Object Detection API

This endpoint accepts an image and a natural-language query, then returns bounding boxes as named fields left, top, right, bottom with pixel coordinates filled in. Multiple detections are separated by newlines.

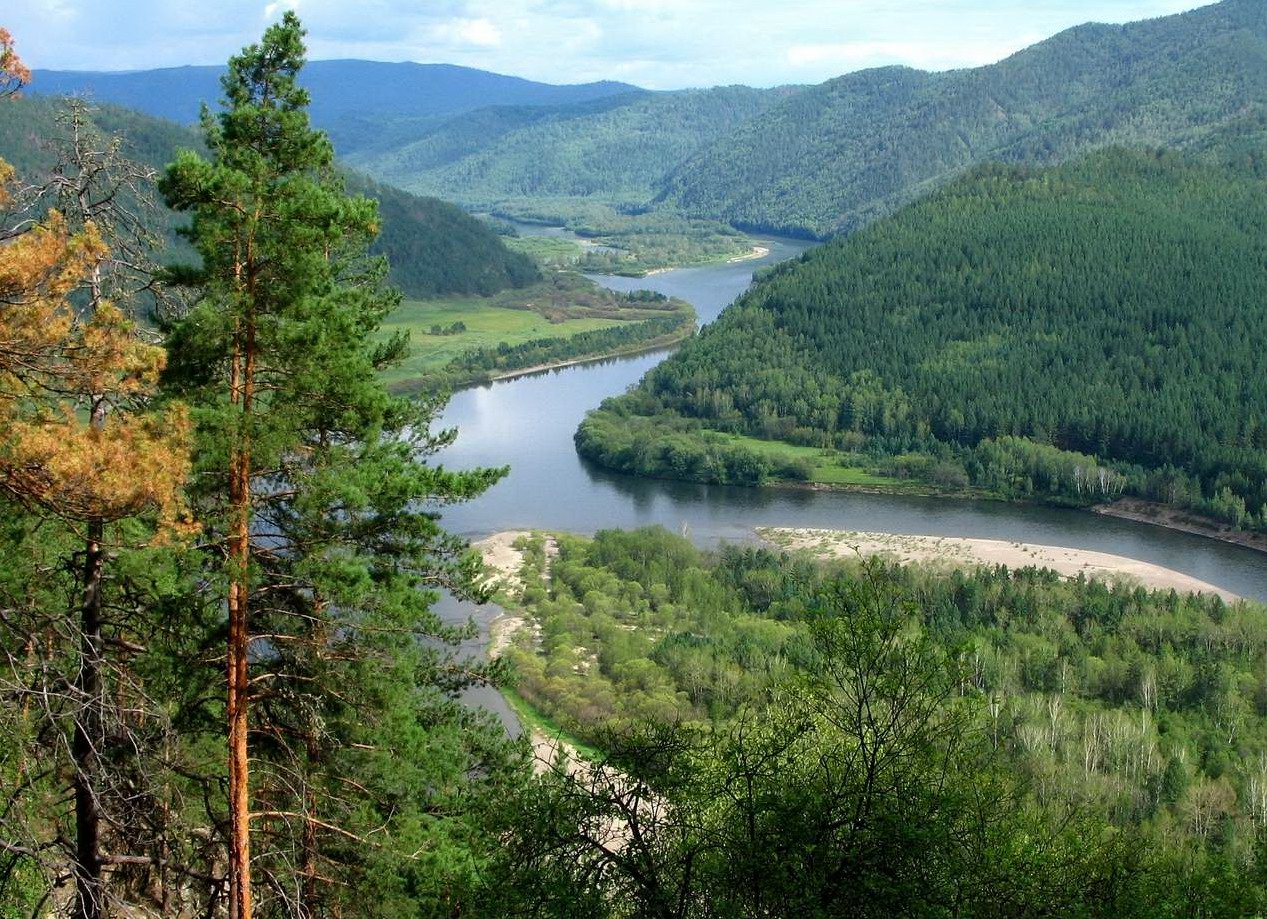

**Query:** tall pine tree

left=160, top=14, right=510, bottom=918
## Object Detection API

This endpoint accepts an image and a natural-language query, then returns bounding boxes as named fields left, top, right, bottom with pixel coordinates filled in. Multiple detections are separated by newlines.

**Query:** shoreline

left=474, top=532, right=581, bottom=773
left=1094, top=498, right=1267, bottom=556
left=578, top=451, right=1267, bottom=562
left=758, top=527, right=1240, bottom=601
left=388, top=323, right=693, bottom=394
left=484, top=325, right=693, bottom=383
left=473, top=530, right=533, bottom=660
left=728, top=244, right=771, bottom=263
left=610, top=240, right=773, bottom=278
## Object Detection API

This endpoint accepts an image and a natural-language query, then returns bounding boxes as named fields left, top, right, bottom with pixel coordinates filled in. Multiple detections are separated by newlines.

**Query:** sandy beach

left=758, top=527, right=1239, bottom=601
left=729, top=244, right=771, bottom=263
left=473, top=530, right=531, bottom=660
left=473, top=531, right=560, bottom=660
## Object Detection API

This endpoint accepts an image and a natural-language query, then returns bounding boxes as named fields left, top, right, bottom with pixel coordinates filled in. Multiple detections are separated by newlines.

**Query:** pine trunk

left=72, top=513, right=105, bottom=919
left=72, top=255, right=109, bottom=919
left=227, top=317, right=255, bottom=919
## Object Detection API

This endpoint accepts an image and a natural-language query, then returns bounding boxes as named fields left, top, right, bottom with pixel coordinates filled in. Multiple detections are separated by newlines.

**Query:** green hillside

left=660, top=0, right=1267, bottom=236
left=346, top=86, right=788, bottom=205
left=578, top=150, right=1267, bottom=530
left=0, top=95, right=538, bottom=299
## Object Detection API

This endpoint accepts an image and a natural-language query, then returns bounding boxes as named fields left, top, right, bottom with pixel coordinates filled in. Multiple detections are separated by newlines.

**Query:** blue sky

left=10, top=0, right=1211, bottom=89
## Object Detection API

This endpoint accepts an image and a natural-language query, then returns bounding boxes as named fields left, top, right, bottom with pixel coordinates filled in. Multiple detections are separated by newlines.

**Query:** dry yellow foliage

left=2, top=405, right=194, bottom=535
left=0, top=27, right=30, bottom=98
left=0, top=200, right=193, bottom=535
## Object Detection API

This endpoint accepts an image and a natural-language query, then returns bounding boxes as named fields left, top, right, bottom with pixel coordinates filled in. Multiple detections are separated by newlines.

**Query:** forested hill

left=0, top=95, right=538, bottom=298
left=579, top=150, right=1267, bottom=528
left=28, top=60, right=641, bottom=126
left=342, top=85, right=790, bottom=204
left=660, top=0, right=1267, bottom=237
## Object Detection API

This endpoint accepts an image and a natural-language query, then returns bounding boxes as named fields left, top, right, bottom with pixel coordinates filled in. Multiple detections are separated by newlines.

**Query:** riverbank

left=607, top=241, right=771, bottom=277
left=380, top=273, right=694, bottom=394
left=474, top=530, right=532, bottom=660
left=728, top=244, right=771, bottom=263
left=624, top=243, right=771, bottom=276
left=485, top=323, right=692, bottom=383
left=758, top=527, right=1240, bottom=601
left=1094, top=498, right=1267, bottom=556
left=473, top=531, right=584, bottom=772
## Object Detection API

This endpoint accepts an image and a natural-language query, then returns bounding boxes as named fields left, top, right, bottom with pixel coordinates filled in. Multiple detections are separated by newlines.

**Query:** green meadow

left=711, top=432, right=906, bottom=487
left=379, top=297, right=624, bottom=387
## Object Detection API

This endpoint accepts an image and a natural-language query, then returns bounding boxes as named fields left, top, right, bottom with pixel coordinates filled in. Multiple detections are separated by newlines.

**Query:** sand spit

left=758, top=528, right=1239, bottom=602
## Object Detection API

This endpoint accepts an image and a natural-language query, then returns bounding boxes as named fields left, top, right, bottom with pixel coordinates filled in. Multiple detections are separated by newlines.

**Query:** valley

left=7, top=2, right=1267, bottom=915
left=430, top=241, right=1267, bottom=602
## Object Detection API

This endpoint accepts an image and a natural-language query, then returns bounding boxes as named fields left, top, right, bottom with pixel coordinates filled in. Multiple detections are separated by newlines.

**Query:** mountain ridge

left=28, top=60, right=643, bottom=126
left=660, top=0, right=1267, bottom=235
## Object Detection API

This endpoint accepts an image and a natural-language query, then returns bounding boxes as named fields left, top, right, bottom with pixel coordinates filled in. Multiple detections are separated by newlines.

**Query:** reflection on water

left=427, top=227, right=1267, bottom=728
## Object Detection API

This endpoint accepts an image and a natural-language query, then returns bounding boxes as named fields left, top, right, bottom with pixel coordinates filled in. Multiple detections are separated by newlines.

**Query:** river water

left=437, top=231, right=1267, bottom=729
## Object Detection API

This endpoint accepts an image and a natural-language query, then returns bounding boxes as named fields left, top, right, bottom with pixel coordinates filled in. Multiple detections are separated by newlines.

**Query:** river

left=435, top=231, right=1267, bottom=730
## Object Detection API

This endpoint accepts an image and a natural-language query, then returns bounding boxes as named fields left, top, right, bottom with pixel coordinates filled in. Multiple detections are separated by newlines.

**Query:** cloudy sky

left=9, top=0, right=1210, bottom=89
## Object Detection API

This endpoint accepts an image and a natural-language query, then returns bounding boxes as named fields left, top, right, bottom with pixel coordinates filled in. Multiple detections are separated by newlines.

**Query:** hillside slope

left=346, top=86, right=790, bottom=205
left=0, top=95, right=537, bottom=298
left=579, top=150, right=1267, bottom=529
left=660, top=0, right=1267, bottom=236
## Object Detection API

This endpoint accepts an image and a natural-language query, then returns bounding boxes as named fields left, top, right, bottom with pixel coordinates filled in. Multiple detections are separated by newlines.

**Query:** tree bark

left=72, top=511, right=105, bottom=919
left=227, top=309, right=255, bottom=919
left=72, top=238, right=109, bottom=919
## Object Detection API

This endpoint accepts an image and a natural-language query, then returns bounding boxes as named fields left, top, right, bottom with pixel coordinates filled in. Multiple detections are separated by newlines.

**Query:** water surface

left=429, top=230, right=1267, bottom=729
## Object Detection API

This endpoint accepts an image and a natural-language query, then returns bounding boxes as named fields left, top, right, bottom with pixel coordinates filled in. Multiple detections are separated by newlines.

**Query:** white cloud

left=263, top=0, right=300, bottom=20
left=432, top=17, right=503, bottom=49
left=7, top=0, right=1214, bottom=89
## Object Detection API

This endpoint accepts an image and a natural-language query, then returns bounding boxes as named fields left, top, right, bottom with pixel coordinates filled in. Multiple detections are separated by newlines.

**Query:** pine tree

left=0, top=34, right=193, bottom=919
left=160, top=15, right=509, bottom=918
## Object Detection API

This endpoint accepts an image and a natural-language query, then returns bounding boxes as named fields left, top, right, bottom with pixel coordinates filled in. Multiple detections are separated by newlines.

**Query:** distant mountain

left=28, top=60, right=641, bottom=127
left=660, top=0, right=1267, bottom=236
left=346, top=86, right=792, bottom=205
left=0, top=94, right=537, bottom=299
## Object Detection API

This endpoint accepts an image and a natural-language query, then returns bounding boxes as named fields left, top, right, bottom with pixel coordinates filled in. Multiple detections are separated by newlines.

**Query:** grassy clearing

left=711, top=432, right=906, bottom=487
left=379, top=296, right=623, bottom=387
left=503, top=235, right=586, bottom=268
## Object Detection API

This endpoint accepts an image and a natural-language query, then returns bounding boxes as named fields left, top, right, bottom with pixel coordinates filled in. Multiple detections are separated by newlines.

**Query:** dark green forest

left=579, top=150, right=1267, bottom=529
left=486, top=528, right=1267, bottom=916
left=0, top=94, right=539, bottom=299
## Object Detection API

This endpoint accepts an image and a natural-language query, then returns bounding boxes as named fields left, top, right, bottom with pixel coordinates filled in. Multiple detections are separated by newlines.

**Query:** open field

left=377, top=273, right=691, bottom=389
left=503, top=235, right=587, bottom=267
left=378, top=296, right=624, bottom=387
